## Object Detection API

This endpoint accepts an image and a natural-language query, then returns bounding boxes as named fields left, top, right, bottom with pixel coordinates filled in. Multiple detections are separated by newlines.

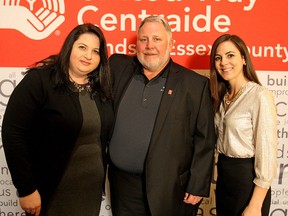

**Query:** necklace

left=224, top=82, right=249, bottom=106
left=69, top=76, right=92, bottom=93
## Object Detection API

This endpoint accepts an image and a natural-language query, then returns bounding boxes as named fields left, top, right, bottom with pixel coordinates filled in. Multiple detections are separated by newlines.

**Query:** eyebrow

left=225, top=51, right=236, bottom=55
left=216, top=51, right=236, bottom=56
left=77, top=42, right=100, bottom=50
left=76, top=42, right=87, bottom=46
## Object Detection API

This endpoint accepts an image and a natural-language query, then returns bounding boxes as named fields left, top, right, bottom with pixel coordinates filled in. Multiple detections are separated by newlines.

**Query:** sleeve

left=187, top=78, right=216, bottom=197
left=253, top=88, right=278, bottom=189
left=1, top=71, right=45, bottom=197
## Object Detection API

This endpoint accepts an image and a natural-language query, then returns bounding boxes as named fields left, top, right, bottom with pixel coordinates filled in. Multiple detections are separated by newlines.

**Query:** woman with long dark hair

left=2, top=23, right=114, bottom=216
left=210, top=34, right=278, bottom=216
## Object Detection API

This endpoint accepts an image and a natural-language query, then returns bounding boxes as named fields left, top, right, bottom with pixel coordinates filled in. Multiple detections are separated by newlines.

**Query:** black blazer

left=109, top=54, right=216, bottom=216
left=2, top=68, right=114, bottom=211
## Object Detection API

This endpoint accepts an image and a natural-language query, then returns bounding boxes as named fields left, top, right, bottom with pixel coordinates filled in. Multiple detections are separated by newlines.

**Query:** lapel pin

left=168, top=90, right=173, bottom=95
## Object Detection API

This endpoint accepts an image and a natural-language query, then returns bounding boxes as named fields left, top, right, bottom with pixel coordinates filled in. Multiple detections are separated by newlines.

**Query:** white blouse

left=215, top=82, right=278, bottom=189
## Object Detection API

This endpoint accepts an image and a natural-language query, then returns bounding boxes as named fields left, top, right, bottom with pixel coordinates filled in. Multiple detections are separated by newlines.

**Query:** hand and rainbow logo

left=0, top=0, right=65, bottom=40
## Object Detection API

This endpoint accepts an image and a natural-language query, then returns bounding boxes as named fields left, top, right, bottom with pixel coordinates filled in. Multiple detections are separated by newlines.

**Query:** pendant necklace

left=224, top=82, right=249, bottom=107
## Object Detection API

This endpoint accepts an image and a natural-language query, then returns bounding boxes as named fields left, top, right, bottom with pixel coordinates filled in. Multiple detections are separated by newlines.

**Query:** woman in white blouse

left=209, top=34, right=278, bottom=216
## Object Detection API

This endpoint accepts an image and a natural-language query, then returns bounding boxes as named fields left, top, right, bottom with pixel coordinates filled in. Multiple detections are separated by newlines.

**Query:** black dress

left=46, top=90, right=104, bottom=216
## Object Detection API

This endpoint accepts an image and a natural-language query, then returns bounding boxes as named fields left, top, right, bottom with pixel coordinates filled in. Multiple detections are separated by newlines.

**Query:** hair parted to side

left=209, top=34, right=261, bottom=112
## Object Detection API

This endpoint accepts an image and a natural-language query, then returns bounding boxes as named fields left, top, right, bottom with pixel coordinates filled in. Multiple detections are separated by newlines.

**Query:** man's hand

left=183, top=193, right=202, bottom=205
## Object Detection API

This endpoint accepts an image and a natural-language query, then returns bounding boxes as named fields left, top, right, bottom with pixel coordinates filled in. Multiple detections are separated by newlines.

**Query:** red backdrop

left=1, top=0, right=287, bottom=71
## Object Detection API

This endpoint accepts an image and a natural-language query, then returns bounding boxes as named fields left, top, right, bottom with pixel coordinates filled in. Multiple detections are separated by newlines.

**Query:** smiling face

left=215, top=41, right=246, bottom=85
left=69, top=33, right=100, bottom=83
left=136, top=21, right=173, bottom=75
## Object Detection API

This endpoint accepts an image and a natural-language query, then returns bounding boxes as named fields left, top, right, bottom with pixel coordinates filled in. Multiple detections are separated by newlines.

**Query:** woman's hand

left=19, top=190, right=41, bottom=216
left=242, top=203, right=261, bottom=216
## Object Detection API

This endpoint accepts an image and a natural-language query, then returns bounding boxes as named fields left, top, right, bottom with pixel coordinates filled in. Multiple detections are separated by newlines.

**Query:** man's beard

left=138, top=50, right=170, bottom=72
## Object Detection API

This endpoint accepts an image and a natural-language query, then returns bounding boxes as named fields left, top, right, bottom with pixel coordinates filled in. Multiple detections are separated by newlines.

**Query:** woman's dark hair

left=209, top=34, right=261, bottom=112
left=31, top=23, right=112, bottom=101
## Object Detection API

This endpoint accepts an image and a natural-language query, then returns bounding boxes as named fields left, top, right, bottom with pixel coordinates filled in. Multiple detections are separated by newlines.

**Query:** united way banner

left=0, top=0, right=287, bottom=215
left=0, top=0, right=287, bottom=70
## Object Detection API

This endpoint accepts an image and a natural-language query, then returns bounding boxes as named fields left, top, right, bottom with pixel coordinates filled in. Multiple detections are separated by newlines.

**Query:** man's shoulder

left=171, top=61, right=209, bottom=81
left=109, top=53, right=134, bottom=64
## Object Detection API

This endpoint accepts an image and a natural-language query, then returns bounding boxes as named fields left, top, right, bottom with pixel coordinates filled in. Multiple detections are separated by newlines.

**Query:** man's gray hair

left=138, top=15, right=172, bottom=38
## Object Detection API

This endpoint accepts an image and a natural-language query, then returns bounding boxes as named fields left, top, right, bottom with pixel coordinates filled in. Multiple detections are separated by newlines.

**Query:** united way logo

left=0, top=0, right=65, bottom=40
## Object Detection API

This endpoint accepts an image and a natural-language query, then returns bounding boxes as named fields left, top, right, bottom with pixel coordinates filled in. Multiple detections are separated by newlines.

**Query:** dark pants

left=108, top=165, right=151, bottom=216
left=216, top=154, right=271, bottom=216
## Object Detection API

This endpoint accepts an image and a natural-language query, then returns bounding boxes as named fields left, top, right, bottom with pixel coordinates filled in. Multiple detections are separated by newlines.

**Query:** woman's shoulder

left=248, top=82, right=271, bottom=94
left=16, top=68, right=57, bottom=95
left=24, top=67, right=55, bottom=82
left=248, top=82, right=275, bottom=103
left=26, top=67, right=53, bottom=76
